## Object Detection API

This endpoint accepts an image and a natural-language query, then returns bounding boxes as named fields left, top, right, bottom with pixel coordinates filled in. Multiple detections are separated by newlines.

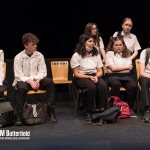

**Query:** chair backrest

left=103, top=63, right=107, bottom=75
left=50, top=61, right=69, bottom=81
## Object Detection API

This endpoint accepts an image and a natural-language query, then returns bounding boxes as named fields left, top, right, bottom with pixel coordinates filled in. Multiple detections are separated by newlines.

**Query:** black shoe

left=143, top=111, right=150, bottom=123
left=85, top=112, right=92, bottom=121
left=130, top=109, right=137, bottom=118
left=14, top=116, right=23, bottom=126
left=48, top=112, right=57, bottom=123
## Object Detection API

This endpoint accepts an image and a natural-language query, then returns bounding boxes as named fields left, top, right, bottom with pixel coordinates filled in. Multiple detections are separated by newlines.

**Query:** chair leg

left=74, top=91, right=79, bottom=117
left=68, top=84, right=73, bottom=101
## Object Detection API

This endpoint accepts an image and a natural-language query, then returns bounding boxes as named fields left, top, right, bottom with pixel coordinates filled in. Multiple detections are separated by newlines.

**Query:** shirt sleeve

left=70, top=53, right=81, bottom=69
left=97, top=54, right=103, bottom=68
left=113, top=32, right=118, bottom=37
left=99, top=37, right=104, bottom=49
left=105, top=51, right=114, bottom=66
left=140, top=49, right=146, bottom=64
left=134, top=36, right=141, bottom=51
left=0, top=50, right=5, bottom=85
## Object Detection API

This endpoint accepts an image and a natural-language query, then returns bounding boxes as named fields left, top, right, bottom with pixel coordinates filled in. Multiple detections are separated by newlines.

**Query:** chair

left=72, top=81, right=87, bottom=117
left=50, top=61, right=72, bottom=100
left=27, top=90, right=46, bottom=101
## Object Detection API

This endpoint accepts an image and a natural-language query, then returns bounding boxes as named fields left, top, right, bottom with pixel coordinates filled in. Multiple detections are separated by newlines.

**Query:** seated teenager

left=70, top=33, right=108, bottom=120
left=105, top=35, right=137, bottom=117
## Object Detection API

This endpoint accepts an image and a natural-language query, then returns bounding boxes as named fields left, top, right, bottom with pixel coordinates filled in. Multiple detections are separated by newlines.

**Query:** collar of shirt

left=121, top=31, right=132, bottom=38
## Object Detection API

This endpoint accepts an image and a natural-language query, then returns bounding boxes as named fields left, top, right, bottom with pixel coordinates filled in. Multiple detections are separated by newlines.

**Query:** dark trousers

left=15, top=78, right=55, bottom=115
left=0, top=86, right=7, bottom=98
left=108, top=79, right=137, bottom=109
left=139, top=77, right=150, bottom=109
left=74, top=77, right=108, bottom=112
left=0, top=80, right=8, bottom=98
left=131, top=58, right=138, bottom=85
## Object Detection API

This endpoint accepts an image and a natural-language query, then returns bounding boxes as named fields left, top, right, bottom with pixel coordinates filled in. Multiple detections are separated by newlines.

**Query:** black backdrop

left=0, top=0, right=149, bottom=59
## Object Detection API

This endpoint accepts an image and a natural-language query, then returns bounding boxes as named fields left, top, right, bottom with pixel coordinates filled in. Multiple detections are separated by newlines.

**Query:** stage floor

left=1, top=100, right=150, bottom=150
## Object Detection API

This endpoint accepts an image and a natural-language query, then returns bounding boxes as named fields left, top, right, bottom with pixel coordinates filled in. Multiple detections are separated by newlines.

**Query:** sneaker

left=85, top=112, right=92, bottom=121
left=130, top=109, right=137, bottom=118
left=14, top=116, right=23, bottom=126
left=143, top=111, right=150, bottom=123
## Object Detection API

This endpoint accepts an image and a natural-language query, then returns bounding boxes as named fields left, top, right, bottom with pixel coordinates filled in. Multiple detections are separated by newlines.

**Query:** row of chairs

left=3, top=59, right=145, bottom=117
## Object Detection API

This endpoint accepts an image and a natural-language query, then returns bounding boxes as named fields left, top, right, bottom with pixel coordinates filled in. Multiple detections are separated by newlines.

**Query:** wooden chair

left=50, top=61, right=72, bottom=99
left=135, top=59, right=149, bottom=91
left=135, top=59, right=145, bottom=115
left=26, top=90, right=46, bottom=104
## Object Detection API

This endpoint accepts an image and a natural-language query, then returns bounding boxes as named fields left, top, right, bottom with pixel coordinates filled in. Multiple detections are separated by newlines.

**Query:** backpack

left=22, top=102, right=46, bottom=125
left=89, top=106, right=121, bottom=125
left=0, top=101, right=15, bottom=128
left=108, top=96, right=131, bottom=119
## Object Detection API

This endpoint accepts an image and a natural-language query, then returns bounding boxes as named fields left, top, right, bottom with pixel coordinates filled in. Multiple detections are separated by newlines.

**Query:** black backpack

left=22, top=101, right=46, bottom=125
left=0, top=101, right=15, bottom=128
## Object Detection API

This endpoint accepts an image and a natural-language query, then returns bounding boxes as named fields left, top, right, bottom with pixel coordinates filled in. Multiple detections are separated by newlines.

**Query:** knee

left=89, top=84, right=97, bottom=91
left=129, top=84, right=137, bottom=91
left=111, top=82, right=121, bottom=88
left=17, top=87, right=28, bottom=93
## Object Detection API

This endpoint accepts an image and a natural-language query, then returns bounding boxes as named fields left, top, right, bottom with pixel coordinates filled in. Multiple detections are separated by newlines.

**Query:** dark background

left=0, top=0, right=149, bottom=59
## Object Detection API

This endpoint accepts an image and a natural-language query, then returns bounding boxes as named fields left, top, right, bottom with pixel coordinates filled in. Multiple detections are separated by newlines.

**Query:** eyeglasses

left=91, top=28, right=97, bottom=31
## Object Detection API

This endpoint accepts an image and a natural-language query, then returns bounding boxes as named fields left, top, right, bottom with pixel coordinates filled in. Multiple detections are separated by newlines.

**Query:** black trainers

left=49, top=112, right=57, bottom=123
left=14, top=116, right=23, bottom=126
left=130, top=109, right=137, bottom=118
left=85, top=112, right=92, bottom=121
left=143, top=111, right=150, bottom=123
left=47, top=111, right=57, bottom=123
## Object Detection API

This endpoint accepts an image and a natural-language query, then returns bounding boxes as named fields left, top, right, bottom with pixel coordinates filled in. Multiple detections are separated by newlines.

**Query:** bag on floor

left=89, top=106, right=121, bottom=125
left=22, top=102, right=46, bottom=125
left=0, top=101, right=15, bottom=128
left=108, top=96, right=131, bottom=118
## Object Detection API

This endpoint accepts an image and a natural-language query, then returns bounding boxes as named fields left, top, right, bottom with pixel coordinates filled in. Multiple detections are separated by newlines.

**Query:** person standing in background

left=84, top=22, right=106, bottom=63
left=113, top=17, right=141, bottom=81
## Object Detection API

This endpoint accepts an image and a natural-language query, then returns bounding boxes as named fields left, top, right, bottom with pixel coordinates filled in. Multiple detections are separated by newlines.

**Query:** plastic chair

left=50, top=61, right=72, bottom=99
